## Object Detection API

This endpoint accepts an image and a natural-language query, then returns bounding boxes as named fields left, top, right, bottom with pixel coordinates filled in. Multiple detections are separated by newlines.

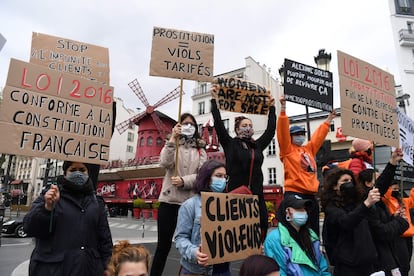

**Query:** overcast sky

left=0, top=0, right=398, bottom=119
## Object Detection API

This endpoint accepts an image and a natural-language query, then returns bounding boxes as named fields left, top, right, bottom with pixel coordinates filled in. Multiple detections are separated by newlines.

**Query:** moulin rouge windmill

left=116, top=78, right=182, bottom=160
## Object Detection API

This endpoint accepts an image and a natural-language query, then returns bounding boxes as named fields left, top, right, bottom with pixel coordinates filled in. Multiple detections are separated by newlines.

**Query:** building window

left=126, top=145, right=134, bottom=153
left=268, top=168, right=277, bottom=184
left=198, top=101, right=205, bottom=115
left=223, top=119, right=230, bottom=133
left=127, top=132, right=134, bottom=142
left=147, top=136, right=153, bottom=146
left=201, top=83, right=207, bottom=93
left=156, top=137, right=162, bottom=146
left=140, top=137, right=144, bottom=146
left=267, top=139, right=277, bottom=156
left=398, top=0, right=411, bottom=12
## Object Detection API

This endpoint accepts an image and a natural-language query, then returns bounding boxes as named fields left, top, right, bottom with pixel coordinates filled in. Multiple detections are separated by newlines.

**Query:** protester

left=320, top=167, right=379, bottom=276
left=106, top=240, right=151, bottom=276
left=277, top=96, right=335, bottom=236
left=239, top=254, right=280, bottom=276
left=175, top=160, right=230, bottom=276
left=382, top=182, right=414, bottom=260
left=348, top=138, right=373, bottom=179
left=150, top=113, right=207, bottom=276
left=211, top=84, right=276, bottom=241
left=23, top=161, right=113, bottom=276
left=264, top=194, right=330, bottom=276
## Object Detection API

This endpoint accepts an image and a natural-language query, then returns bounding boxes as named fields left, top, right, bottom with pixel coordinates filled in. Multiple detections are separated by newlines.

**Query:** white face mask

left=181, top=124, right=196, bottom=137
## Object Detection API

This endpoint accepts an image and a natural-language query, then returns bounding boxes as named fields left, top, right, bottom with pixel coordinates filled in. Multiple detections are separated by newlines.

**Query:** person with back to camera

left=239, top=254, right=280, bottom=276
left=277, top=96, right=335, bottom=236
left=106, top=240, right=151, bottom=276
left=175, top=160, right=231, bottom=276
left=264, top=194, right=330, bottom=276
left=320, top=167, right=381, bottom=276
left=23, top=161, right=113, bottom=276
left=150, top=113, right=207, bottom=276
left=211, top=84, right=276, bottom=241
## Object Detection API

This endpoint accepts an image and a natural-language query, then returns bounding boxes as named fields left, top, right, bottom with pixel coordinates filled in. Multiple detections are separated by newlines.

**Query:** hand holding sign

left=44, top=184, right=60, bottom=211
left=196, top=246, right=209, bottom=267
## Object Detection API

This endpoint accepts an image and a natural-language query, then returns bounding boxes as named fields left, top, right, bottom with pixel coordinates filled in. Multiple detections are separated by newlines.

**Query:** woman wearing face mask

left=320, top=168, right=381, bottom=276
left=264, top=194, right=330, bottom=276
left=23, top=161, right=113, bottom=276
left=151, top=113, right=207, bottom=276
left=175, top=160, right=231, bottom=276
left=278, top=96, right=335, bottom=237
left=211, top=85, right=276, bottom=241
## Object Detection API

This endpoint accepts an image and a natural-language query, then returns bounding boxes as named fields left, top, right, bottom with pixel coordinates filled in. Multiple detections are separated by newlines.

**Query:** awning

left=10, top=179, right=22, bottom=185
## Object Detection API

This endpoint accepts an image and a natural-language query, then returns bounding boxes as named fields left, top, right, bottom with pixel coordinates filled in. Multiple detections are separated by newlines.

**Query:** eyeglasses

left=213, top=174, right=229, bottom=182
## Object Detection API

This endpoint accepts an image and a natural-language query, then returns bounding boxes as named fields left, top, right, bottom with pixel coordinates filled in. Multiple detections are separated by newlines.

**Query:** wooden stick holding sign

left=201, top=192, right=262, bottom=264
left=174, top=79, right=184, bottom=176
left=214, top=77, right=271, bottom=115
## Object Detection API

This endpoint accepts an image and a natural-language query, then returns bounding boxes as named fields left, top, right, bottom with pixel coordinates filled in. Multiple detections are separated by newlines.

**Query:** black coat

left=367, top=161, right=410, bottom=275
left=211, top=99, right=276, bottom=195
left=23, top=179, right=113, bottom=276
left=323, top=201, right=377, bottom=271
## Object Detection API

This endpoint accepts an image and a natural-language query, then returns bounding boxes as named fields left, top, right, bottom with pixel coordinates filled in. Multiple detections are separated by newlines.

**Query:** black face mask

left=340, top=181, right=355, bottom=195
left=391, top=191, right=400, bottom=199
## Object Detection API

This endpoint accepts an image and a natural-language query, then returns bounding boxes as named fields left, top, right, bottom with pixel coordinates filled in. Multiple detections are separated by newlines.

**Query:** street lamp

left=314, top=49, right=332, bottom=71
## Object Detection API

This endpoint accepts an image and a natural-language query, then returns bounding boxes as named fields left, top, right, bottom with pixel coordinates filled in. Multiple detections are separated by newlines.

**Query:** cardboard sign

left=150, top=26, right=214, bottom=82
left=214, top=77, right=270, bottom=115
left=282, top=58, right=333, bottom=112
left=0, top=58, right=113, bottom=164
left=30, top=32, right=110, bottom=85
left=201, top=192, right=262, bottom=264
left=397, top=108, right=414, bottom=166
left=337, top=50, right=399, bottom=147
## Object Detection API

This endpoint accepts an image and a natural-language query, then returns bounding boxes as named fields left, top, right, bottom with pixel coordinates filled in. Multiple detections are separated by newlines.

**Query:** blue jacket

left=264, top=224, right=330, bottom=276
left=175, top=195, right=213, bottom=275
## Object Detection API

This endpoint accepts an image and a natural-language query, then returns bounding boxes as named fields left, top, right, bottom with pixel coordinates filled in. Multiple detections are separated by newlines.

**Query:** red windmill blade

left=116, top=78, right=183, bottom=135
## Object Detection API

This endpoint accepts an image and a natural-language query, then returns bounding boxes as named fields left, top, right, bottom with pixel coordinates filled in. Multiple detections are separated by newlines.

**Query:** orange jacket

left=382, top=187, right=414, bottom=237
left=277, top=111, right=329, bottom=194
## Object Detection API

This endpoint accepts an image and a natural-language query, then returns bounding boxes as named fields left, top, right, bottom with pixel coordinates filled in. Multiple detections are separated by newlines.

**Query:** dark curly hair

left=320, top=167, right=364, bottom=210
left=193, top=160, right=226, bottom=194
left=234, top=115, right=251, bottom=133
left=239, top=254, right=279, bottom=276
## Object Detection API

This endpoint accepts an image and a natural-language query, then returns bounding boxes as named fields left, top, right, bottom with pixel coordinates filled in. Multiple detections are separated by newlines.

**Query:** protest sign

left=0, top=33, right=6, bottom=52
left=150, top=26, right=214, bottom=82
left=0, top=58, right=113, bottom=165
left=201, top=192, right=262, bottom=264
left=30, top=32, right=110, bottom=85
left=338, top=50, right=399, bottom=147
left=282, top=58, right=333, bottom=112
left=214, top=77, right=270, bottom=115
left=397, top=108, right=414, bottom=166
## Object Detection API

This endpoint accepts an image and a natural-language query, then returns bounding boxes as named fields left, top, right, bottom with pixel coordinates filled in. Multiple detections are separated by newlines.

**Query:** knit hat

left=352, top=138, right=372, bottom=152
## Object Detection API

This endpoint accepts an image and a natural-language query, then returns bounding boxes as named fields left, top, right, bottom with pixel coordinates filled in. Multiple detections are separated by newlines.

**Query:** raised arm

left=210, top=84, right=231, bottom=146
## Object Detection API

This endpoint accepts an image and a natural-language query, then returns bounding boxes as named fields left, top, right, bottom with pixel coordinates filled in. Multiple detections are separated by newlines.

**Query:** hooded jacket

left=23, top=177, right=113, bottom=276
left=277, top=111, right=329, bottom=194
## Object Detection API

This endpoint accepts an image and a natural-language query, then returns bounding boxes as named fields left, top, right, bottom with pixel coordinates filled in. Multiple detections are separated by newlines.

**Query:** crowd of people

left=20, top=87, right=414, bottom=276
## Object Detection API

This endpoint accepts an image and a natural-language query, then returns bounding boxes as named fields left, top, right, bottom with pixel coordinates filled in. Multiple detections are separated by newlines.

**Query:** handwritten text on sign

left=30, top=32, right=110, bottom=85
left=283, top=58, right=333, bottom=112
left=0, top=59, right=113, bottom=164
left=201, top=192, right=262, bottom=264
left=215, top=77, right=270, bottom=115
left=150, top=27, right=214, bottom=82
left=337, top=50, right=399, bottom=147
left=397, top=108, right=414, bottom=166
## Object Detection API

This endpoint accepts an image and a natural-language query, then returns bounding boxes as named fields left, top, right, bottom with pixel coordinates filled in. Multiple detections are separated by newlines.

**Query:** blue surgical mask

left=292, top=135, right=306, bottom=146
left=292, top=211, right=308, bottom=227
left=210, top=177, right=226, bottom=192
left=66, top=171, right=89, bottom=186
left=238, top=126, right=254, bottom=139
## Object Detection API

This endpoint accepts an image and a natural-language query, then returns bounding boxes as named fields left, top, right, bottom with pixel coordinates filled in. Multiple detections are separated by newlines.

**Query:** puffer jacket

left=158, top=137, right=207, bottom=204
left=23, top=179, right=113, bottom=276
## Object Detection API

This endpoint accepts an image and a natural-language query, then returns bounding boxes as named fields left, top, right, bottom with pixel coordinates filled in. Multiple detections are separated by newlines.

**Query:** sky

left=0, top=0, right=399, bottom=120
